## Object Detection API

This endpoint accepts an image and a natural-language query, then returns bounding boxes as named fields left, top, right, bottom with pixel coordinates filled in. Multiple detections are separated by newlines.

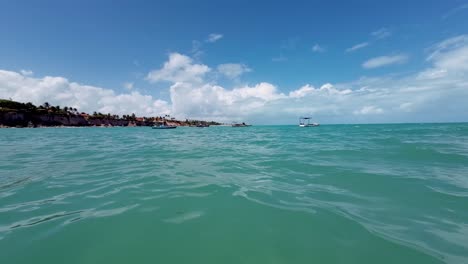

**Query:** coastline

left=0, top=99, right=220, bottom=128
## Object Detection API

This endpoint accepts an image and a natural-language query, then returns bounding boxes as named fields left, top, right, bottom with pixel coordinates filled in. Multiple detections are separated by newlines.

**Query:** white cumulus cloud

left=146, top=53, right=210, bottom=83
left=0, top=70, right=170, bottom=116
left=2, top=35, right=468, bottom=124
left=289, top=84, right=351, bottom=98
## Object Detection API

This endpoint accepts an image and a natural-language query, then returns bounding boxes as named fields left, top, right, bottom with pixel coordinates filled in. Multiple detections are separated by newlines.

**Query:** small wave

left=90, top=204, right=139, bottom=218
left=0, top=211, right=82, bottom=232
left=164, top=211, right=204, bottom=224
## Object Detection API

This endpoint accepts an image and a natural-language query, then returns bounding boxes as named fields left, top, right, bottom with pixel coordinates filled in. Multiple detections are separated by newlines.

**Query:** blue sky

left=1, top=0, right=468, bottom=124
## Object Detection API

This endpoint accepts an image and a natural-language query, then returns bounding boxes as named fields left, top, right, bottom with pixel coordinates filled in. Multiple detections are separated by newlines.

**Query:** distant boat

left=232, top=122, right=252, bottom=127
left=196, top=123, right=210, bottom=127
left=152, top=124, right=176, bottom=129
left=299, top=117, right=319, bottom=127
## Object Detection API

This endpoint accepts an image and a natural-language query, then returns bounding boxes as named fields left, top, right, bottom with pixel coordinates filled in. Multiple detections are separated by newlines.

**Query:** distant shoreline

left=0, top=99, right=220, bottom=128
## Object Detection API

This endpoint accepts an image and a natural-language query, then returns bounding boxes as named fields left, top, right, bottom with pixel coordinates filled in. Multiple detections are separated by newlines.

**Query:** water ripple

left=1, top=124, right=468, bottom=263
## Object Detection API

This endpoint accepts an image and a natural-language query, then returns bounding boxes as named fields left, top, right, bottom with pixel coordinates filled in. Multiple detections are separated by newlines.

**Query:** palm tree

left=43, top=102, right=50, bottom=109
left=25, top=102, right=36, bottom=110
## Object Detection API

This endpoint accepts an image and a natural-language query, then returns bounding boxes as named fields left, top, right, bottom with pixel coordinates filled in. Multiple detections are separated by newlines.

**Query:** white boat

left=152, top=122, right=176, bottom=129
left=299, top=117, right=319, bottom=127
left=152, top=125, right=176, bottom=129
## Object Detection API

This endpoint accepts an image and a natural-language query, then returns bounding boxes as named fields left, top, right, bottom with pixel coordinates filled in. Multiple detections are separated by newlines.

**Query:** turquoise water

left=1, top=124, right=468, bottom=263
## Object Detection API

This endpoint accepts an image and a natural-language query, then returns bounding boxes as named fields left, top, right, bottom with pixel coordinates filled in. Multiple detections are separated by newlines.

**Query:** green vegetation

left=0, top=99, right=221, bottom=127
left=0, top=99, right=79, bottom=115
left=0, top=99, right=38, bottom=112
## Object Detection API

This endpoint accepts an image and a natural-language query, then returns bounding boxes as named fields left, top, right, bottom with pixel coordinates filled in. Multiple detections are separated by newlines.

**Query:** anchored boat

left=196, top=123, right=210, bottom=127
left=232, top=122, right=252, bottom=127
left=299, top=117, right=319, bottom=127
left=152, top=122, right=176, bottom=129
left=152, top=125, right=176, bottom=129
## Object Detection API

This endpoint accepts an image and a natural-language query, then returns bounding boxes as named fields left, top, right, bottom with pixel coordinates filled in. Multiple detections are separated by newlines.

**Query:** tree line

left=0, top=99, right=220, bottom=124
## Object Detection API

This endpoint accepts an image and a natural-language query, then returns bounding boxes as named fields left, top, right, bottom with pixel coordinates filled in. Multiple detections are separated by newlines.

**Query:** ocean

left=1, top=124, right=467, bottom=263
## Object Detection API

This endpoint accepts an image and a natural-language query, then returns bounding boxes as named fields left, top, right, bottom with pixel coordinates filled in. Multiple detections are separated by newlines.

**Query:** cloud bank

left=1, top=35, right=468, bottom=124
left=0, top=70, right=170, bottom=116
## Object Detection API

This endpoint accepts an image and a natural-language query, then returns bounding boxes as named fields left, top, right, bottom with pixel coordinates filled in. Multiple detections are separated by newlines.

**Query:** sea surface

left=1, top=124, right=468, bottom=264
